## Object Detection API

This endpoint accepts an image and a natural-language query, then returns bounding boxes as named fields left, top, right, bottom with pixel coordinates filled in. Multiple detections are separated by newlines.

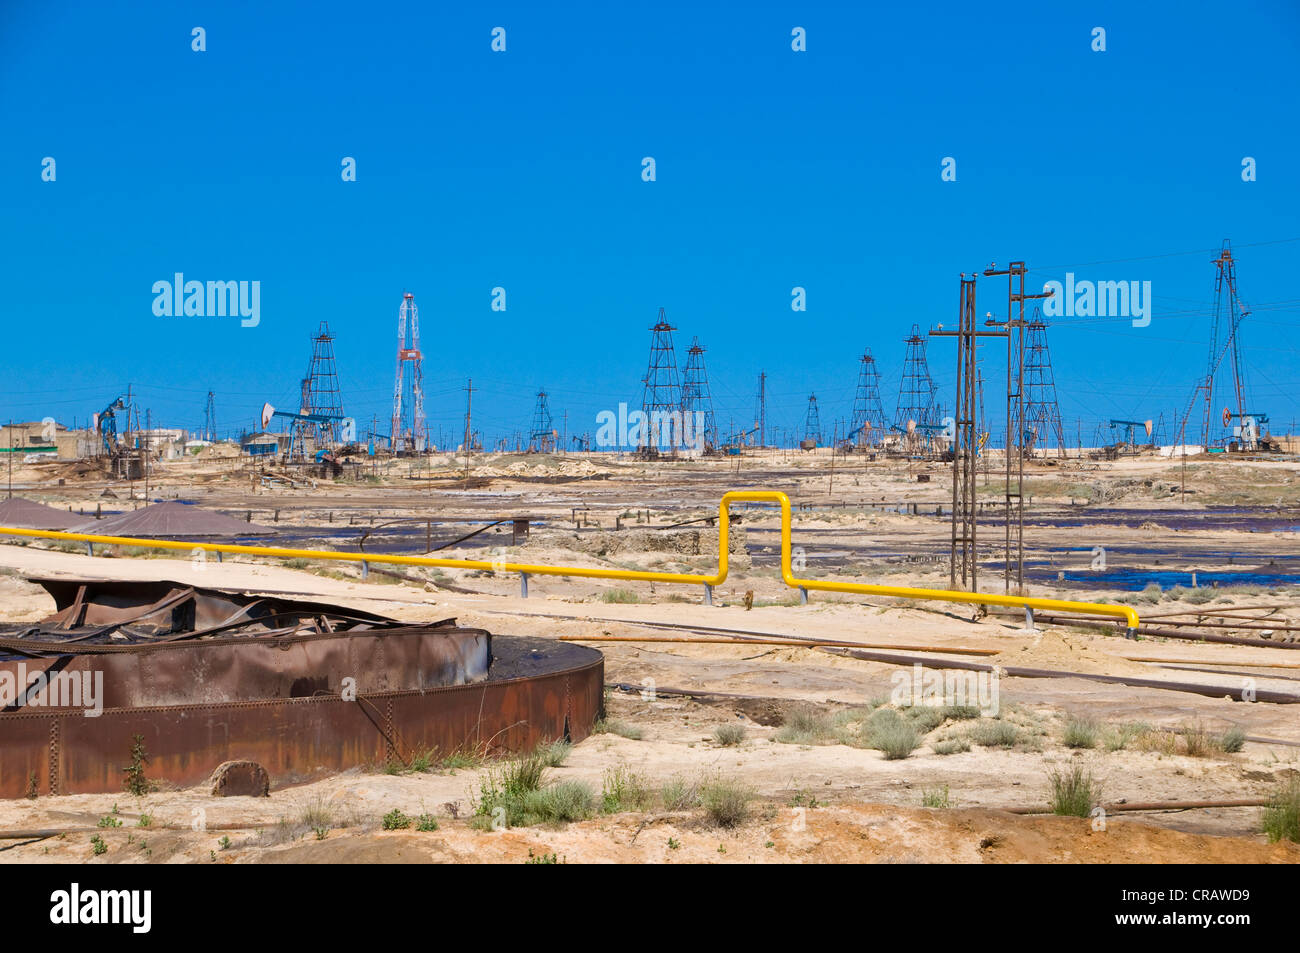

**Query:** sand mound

left=993, top=629, right=1152, bottom=677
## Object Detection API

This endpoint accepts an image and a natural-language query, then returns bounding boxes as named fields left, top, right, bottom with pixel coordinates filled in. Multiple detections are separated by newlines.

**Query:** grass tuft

left=902, top=705, right=947, bottom=734
left=700, top=776, right=755, bottom=829
left=1261, top=777, right=1300, bottom=843
left=1046, top=764, right=1102, bottom=818
left=382, top=808, right=412, bottom=830
left=601, top=588, right=640, bottom=604
left=593, top=719, right=644, bottom=741
left=867, top=714, right=920, bottom=760
left=1063, top=714, right=1100, bottom=749
left=712, top=723, right=746, bottom=747
left=521, top=781, right=596, bottom=824
left=921, top=785, right=950, bottom=808
left=774, top=705, right=834, bottom=745
left=1218, top=725, right=1247, bottom=754
left=600, top=765, right=654, bottom=814
left=661, top=775, right=701, bottom=811
left=932, top=738, right=971, bottom=756
left=536, top=739, right=573, bottom=767
left=969, top=720, right=1020, bottom=748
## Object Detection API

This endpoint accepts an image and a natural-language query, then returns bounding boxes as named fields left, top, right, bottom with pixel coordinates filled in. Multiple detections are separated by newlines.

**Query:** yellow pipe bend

left=0, top=488, right=1139, bottom=633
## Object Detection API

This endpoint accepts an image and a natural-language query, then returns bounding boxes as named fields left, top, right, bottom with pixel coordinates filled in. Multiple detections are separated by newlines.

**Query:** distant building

left=0, top=421, right=97, bottom=459
left=241, top=432, right=286, bottom=456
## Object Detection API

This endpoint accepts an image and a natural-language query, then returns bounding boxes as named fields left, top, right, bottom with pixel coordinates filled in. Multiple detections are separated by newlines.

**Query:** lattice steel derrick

left=680, top=336, right=718, bottom=451
left=850, top=348, right=887, bottom=447
left=639, top=308, right=682, bottom=452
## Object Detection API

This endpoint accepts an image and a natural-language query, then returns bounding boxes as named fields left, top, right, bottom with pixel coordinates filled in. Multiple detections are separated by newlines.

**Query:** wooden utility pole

left=463, top=378, right=474, bottom=479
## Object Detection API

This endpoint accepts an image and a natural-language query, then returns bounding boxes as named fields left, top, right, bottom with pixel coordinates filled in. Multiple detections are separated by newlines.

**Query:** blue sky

left=2, top=0, right=1298, bottom=448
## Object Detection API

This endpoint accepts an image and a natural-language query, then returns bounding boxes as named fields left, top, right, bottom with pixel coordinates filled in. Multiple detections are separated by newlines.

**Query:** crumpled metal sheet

left=3, top=577, right=402, bottom=647
left=0, top=578, right=488, bottom=707
left=0, top=577, right=604, bottom=796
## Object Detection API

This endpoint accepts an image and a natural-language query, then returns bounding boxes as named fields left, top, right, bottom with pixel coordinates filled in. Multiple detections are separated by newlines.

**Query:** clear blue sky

left=2, top=0, right=1298, bottom=447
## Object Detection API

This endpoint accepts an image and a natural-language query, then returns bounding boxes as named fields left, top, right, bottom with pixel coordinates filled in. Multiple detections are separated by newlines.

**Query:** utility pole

left=758, top=372, right=767, bottom=449
left=983, top=261, right=1053, bottom=595
left=932, top=276, right=1006, bottom=591
left=463, top=378, right=474, bottom=478
left=827, top=422, right=838, bottom=497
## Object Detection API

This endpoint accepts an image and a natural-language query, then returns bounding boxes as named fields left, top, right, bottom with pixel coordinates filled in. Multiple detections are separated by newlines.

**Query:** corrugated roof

left=70, top=501, right=274, bottom=538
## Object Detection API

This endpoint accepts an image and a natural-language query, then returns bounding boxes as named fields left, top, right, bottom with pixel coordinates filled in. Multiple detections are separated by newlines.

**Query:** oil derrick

left=895, top=324, right=941, bottom=446
left=849, top=349, right=887, bottom=448
left=1178, top=241, right=1254, bottom=450
left=802, top=394, right=822, bottom=448
left=1152, top=413, right=1167, bottom=447
left=202, top=391, right=216, bottom=442
left=1022, top=313, right=1066, bottom=458
left=680, top=337, right=718, bottom=452
left=391, top=293, right=426, bottom=453
left=304, top=322, right=345, bottom=447
left=638, top=309, right=682, bottom=453
left=528, top=388, right=556, bottom=452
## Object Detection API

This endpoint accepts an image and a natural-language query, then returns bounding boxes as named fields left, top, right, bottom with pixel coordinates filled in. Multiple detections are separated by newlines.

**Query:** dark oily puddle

left=1031, top=567, right=1300, bottom=592
left=1022, top=506, right=1300, bottom=533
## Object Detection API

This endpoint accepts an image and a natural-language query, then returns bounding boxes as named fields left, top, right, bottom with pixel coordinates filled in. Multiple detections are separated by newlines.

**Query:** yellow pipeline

left=0, top=489, right=1138, bottom=633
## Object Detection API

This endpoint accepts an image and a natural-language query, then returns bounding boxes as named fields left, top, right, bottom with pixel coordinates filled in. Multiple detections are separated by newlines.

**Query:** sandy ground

left=1, top=449, right=1298, bottom=863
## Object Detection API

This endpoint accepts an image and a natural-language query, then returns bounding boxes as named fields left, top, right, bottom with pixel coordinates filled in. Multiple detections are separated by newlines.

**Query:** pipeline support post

left=520, top=572, right=529, bottom=598
left=703, top=584, right=713, bottom=606
left=799, top=586, right=808, bottom=605
left=0, top=489, right=1140, bottom=636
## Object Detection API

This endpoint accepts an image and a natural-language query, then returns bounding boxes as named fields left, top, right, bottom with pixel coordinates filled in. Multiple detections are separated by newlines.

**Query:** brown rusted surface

left=0, top=635, right=602, bottom=797
left=9, top=576, right=401, bottom=641
left=0, top=578, right=604, bottom=798
left=0, top=627, right=492, bottom=709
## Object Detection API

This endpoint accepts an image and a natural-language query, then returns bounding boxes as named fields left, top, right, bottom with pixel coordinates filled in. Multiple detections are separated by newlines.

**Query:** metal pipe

left=997, top=609, right=1298, bottom=649
left=0, top=490, right=1140, bottom=632
left=1001, top=798, right=1270, bottom=815
left=559, top=634, right=999, bottom=656
left=818, top=646, right=1300, bottom=702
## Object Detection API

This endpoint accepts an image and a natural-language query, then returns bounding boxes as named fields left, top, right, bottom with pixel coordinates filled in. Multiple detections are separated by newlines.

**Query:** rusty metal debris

left=0, top=578, right=602, bottom=797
